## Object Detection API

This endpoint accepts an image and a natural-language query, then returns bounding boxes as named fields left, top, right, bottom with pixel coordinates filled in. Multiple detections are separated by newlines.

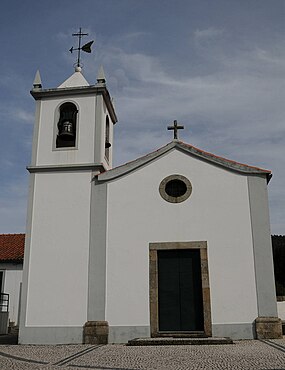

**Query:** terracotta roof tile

left=179, top=141, right=272, bottom=174
left=0, top=234, right=25, bottom=262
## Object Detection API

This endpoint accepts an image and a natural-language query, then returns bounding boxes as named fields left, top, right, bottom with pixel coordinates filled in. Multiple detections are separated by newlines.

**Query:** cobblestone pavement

left=0, top=339, right=284, bottom=370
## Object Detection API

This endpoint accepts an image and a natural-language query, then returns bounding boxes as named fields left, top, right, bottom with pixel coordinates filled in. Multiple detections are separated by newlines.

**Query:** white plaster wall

left=105, top=149, right=258, bottom=327
left=0, top=265, right=22, bottom=325
left=36, top=95, right=97, bottom=166
left=277, top=301, right=285, bottom=320
left=25, top=171, right=91, bottom=326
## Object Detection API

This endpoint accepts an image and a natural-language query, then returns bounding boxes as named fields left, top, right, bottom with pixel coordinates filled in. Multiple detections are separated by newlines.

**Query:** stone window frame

left=149, top=241, right=212, bottom=338
left=159, top=174, right=192, bottom=203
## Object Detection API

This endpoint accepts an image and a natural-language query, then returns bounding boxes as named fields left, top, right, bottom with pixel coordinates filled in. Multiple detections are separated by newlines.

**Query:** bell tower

left=19, top=62, right=117, bottom=344
left=29, top=65, right=117, bottom=171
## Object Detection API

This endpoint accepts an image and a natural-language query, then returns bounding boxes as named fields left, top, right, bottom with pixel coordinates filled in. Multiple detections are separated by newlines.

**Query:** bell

left=59, top=120, right=75, bottom=141
left=105, top=141, right=111, bottom=149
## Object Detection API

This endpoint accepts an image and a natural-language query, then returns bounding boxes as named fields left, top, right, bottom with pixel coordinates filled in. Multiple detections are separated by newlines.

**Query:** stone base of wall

left=83, top=321, right=109, bottom=344
left=255, top=317, right=282, bottom=339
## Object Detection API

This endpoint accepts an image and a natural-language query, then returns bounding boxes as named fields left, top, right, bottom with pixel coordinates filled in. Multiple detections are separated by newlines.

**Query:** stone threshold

left=127, top=337, right=233, bottom=346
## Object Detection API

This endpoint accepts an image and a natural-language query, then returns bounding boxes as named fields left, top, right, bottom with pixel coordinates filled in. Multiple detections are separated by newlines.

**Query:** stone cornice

left=27, top=163, right=104, bottom=173
left=30, top=84, right=117, bottom=124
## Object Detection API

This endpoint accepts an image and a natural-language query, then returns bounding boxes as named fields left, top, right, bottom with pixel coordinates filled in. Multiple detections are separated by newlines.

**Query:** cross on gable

left=167, top=120, right=184, bottom=140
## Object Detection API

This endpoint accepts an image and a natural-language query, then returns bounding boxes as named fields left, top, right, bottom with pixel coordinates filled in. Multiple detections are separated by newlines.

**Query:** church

left=19, top=59, right=282, bottom=344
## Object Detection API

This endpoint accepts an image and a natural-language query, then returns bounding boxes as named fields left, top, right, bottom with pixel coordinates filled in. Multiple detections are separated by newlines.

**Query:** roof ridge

left=99, top=140, right=271, bottom=183
left=178, top=140, right=271, bottom=174
left=0, top=233, right=25, bottom=236
left=99, top=142, right=173, bottom=177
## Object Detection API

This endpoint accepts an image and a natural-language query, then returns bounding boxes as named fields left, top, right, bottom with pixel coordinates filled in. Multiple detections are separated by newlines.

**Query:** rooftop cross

left=167, top=120, right=184, bottom=140
left=69, top=28, right=94, bottom=69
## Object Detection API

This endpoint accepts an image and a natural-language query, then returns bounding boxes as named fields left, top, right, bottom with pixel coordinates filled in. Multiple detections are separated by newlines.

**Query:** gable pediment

left=98, top=140, right=271, bottom=183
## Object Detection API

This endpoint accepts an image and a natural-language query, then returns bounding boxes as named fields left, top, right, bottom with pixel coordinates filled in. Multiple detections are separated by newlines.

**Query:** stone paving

left=0, top=339, right=284, bottom=370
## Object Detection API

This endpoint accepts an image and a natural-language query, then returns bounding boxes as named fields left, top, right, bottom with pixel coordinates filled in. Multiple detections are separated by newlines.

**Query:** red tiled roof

left=0, top=234, right=25, bottom=262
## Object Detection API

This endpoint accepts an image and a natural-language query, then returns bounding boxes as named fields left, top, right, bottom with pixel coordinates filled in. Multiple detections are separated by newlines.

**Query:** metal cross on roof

left=69, top=27, right=94, bottom=68
left=167, top=120, right=184, bottom=140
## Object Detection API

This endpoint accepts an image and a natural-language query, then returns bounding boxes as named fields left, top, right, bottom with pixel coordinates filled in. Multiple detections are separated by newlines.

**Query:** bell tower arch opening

left=56, top=102, right=78, bottom=148
left=105, top=115, right=111, bottom=161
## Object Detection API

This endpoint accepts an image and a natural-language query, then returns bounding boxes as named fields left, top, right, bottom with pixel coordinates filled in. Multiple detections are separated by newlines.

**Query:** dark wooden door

left=158, top=249, right=204, bottom=332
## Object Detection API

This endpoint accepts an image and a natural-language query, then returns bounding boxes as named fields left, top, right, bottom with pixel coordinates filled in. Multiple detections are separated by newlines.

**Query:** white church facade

left=19, top=65, right=282, bottom=344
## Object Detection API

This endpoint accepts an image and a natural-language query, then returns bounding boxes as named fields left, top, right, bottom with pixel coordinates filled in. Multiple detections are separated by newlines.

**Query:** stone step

left=127, top=337, right=233, bottom=346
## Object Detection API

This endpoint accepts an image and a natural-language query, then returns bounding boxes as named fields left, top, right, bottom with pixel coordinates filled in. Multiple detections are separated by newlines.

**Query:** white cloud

left=0, top=159, right=14, bottom=168
left=0, top=105, right=34, bottom=125
left=121, top=32, right=150, bottom=40
left=107, top=52, right=284, bottom=147
left=194, top=27, right=224, bottom=40
left=15, top=109, right=34, bottom=124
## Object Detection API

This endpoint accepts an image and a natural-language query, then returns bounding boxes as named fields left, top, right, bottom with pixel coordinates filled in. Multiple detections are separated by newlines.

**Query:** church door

left=157, top=249, right=204, bottom=332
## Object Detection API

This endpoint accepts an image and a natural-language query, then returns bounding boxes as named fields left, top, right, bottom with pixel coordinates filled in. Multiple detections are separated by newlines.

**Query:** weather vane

left=69, top=28, right=94, bottom=68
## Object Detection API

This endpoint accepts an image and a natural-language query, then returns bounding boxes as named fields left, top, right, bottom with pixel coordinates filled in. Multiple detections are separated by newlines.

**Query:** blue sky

left=0, top=0, right=284, bottom=234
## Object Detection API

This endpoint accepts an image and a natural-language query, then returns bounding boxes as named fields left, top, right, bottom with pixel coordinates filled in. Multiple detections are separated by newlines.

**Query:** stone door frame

left=149, top=241, right=212, bottom=337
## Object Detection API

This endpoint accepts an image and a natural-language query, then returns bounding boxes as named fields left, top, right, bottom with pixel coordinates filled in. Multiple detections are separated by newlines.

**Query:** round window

left=159, top=175, right=192, bottom=203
